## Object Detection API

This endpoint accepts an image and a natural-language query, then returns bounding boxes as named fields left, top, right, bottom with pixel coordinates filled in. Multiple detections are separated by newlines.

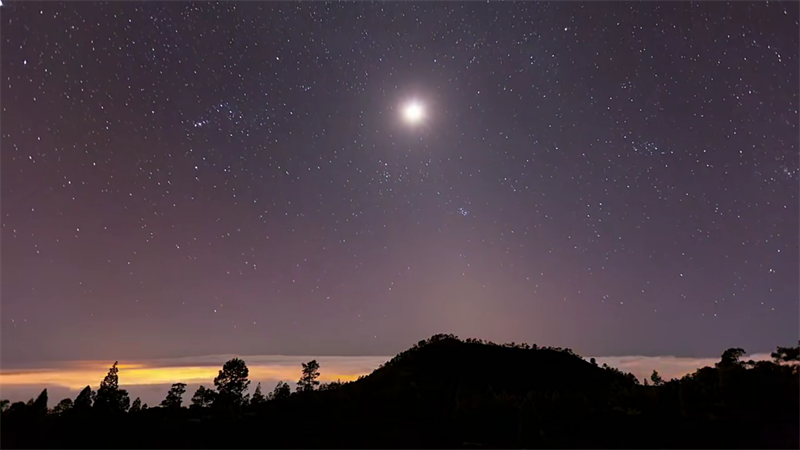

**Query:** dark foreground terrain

left=2, top=335, right=798, bottom=448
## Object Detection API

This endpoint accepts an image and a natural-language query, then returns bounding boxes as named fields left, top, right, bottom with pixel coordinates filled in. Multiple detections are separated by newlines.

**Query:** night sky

left=2, top=2, right=798, bottom=368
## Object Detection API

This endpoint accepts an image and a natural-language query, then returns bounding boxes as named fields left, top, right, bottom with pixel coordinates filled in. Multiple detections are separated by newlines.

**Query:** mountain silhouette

left=2, top=334, right=798, bottom=449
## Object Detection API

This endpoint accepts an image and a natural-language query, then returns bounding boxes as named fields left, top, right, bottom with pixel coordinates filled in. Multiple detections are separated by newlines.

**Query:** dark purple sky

left=2, top=2, right=797, bottom=365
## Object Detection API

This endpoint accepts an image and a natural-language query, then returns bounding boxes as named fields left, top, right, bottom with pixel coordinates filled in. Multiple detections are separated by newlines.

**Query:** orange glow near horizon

left=0, top=358, right=375, bottom=390
left=2, top=354, right=773, bottom=399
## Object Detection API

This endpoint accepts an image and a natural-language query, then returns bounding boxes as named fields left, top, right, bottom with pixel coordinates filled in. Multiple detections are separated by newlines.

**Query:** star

left=2, top=2, right=796, bottom=402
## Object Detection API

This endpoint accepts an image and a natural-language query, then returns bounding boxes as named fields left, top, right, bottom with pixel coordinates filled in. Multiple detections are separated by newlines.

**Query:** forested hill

left=2, top=334, right=799, bottom=449
left=355, top=335, right=639, bottom=399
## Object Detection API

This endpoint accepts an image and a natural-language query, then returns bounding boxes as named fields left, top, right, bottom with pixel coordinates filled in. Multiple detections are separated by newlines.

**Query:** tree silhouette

left=297, top=360, right=321, bottom=392
left=32, top=389, right=48, bottom=414
left=7, top=401, right=27, bottom=416
left=214, top=358, right=250, bottom=407
left=73, top=385, right=95, bottom=411
left=52, top=398, right=73, bottom=415
left=717, top=348, right=746, bottom=368
left=771, top=343, right=800, bottom=364
left=0, top=399, right=9, bottom=413
left=319, top=379, right=344, bottom=391
left=95, top=361, right=130, bottom=413
left=160, top=383, right=187, bottom=409
left=650, top=370, right=664, bottom=386
left=191, top=385, right=216, bottom=408
left=269, top=381, right=292, bottom=400
left=250, top=382, right=266, bottom=405
left=1, top=334, right=799, bottom=449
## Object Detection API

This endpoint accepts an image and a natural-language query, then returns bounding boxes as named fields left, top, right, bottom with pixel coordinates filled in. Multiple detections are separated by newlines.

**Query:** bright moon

left=401, top=101, right=425, bottom=124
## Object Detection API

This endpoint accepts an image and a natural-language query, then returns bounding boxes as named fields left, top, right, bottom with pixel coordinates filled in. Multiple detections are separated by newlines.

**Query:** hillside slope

left=3, top=335, right=798, bottom=449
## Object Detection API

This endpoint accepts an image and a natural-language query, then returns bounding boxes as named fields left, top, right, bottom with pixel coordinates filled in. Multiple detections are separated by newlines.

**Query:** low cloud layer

left=0, top=353, right=772, bottom=406
left=1, top=355, right=388, bottom=406
left=593, top=353, right=771, bottom=383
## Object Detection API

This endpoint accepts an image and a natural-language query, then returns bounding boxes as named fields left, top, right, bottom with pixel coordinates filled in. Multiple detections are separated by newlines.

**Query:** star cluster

left=2, top=2, right=797, bottom=363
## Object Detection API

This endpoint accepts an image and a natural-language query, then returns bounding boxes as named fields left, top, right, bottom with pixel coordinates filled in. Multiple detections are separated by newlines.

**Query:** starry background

left=2, top=2, right=798, bottom=366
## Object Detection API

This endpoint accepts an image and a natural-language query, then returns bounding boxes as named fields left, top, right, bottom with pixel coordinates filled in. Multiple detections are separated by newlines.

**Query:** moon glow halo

left=401, top=101, right=425, bottom=125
